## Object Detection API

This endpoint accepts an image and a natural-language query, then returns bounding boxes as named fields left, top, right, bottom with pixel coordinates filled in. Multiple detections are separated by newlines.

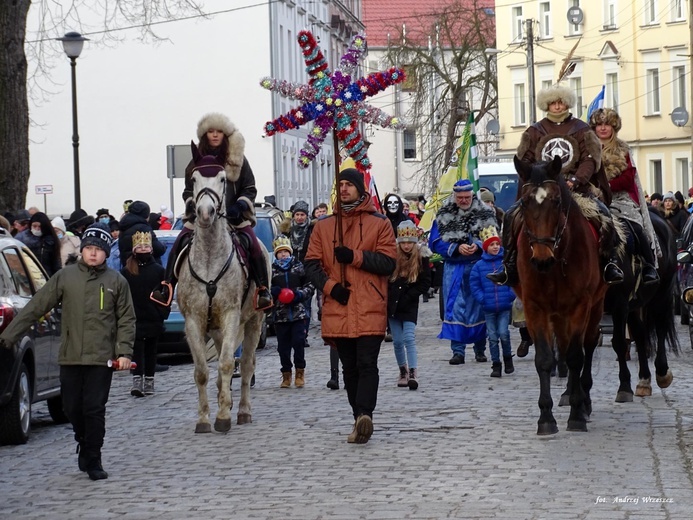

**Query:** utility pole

left=525, top=19, right=537, bottom=124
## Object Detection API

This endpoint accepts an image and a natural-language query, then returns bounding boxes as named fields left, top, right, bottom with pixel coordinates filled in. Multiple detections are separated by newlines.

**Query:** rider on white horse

left=151, top=113, right=272, bottom=310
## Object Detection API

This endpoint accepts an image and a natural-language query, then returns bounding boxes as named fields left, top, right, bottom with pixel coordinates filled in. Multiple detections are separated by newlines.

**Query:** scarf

left=290, top=220, right=309, bottom=251
left=342, top=195, right=366, bottom=213
left=546, top=110, right=570, bottom=124
left=435, top=196, right=498, bottom=244
left=600, top=136, right=629, bottom=181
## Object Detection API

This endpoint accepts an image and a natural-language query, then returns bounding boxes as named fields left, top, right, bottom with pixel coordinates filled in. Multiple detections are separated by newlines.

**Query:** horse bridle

left=520, top=180, right=570, bottom=253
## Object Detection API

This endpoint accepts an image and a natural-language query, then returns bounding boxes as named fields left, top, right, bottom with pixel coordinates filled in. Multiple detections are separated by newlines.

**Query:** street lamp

left=57, top=31, right=89, bottom=211
left=485, top=20, right=537, bottom=124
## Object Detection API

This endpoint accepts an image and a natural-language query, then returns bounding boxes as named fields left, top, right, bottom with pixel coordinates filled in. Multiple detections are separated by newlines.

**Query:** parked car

left=0, top=228, right=68, bottom=445
left=155, top=202, right=284, bottom=356
left=477, top=161, right=519, bottom=212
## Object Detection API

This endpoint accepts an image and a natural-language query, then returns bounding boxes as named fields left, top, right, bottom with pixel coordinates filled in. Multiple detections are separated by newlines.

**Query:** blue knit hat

left=453, top=179, right=473, bottom=192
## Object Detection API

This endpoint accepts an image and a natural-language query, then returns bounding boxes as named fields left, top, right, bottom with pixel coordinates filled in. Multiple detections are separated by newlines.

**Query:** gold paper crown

left=397, top=224, right=419, bottom=239
left=132, top=231, right=152, bottom=250
left=272, top=236, right=293, bottom=255
left=479, top=226, right=499, bottom=243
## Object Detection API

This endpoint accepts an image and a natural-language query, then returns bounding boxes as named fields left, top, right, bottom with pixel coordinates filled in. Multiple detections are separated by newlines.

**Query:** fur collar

left=435, top=197, right=498, bottom=244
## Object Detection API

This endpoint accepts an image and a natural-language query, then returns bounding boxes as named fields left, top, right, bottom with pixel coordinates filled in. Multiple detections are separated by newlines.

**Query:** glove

left=330, top=284, right=350, bottom=305
left=334, top=246, right=354, bottom=264
left=292, top=290, right=303, bottom=303
left=271, top=286, right=282, bottom=299
left=227, top=202, right=244, bottom=222
left=0, top=338, right=9, bottom=350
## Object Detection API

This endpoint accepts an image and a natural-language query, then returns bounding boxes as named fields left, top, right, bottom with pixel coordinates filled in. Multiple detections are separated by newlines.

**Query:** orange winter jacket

left=305, top=195, right=397, bottom=339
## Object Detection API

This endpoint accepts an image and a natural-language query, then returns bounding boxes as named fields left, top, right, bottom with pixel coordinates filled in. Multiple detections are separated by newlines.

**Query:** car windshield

left=478, top=174, right=518, bottom=211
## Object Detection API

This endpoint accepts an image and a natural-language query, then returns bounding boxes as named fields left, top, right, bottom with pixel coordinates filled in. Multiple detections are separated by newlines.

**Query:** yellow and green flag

left=419, top=112, right=479, bottom=230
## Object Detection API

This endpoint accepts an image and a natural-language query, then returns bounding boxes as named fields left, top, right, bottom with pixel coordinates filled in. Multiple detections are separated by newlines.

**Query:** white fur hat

left=197, top=112, right=237, bottom=140
left=536, top=84, right=577, bottom=112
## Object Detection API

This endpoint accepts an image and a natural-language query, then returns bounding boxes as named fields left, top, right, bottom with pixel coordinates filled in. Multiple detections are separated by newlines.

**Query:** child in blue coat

left=470, top=229, right=516, bottom=377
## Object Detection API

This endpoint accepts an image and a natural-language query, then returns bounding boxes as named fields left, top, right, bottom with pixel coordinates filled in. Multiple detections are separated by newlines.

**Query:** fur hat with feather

left=196, top=112, right=245, bottom=183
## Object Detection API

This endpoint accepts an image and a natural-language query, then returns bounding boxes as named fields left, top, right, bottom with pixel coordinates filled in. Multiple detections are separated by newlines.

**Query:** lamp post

left=485, top=19, right=537, bottom=124
left=57, top=32, right=88, bottom=211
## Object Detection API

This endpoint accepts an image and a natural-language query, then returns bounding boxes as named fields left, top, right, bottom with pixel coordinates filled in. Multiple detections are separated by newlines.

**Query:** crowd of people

left=3, top=94, right=693, bottom=481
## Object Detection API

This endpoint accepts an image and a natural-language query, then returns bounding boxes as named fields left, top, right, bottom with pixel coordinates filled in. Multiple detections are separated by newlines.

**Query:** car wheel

left=47, top=396, right=69, bottom=424
left=0, top=363, right=32, bottom=445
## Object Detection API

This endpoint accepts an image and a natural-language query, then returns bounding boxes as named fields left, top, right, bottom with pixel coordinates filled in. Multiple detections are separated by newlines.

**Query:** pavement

left=2, top=293, right=693, bottom=519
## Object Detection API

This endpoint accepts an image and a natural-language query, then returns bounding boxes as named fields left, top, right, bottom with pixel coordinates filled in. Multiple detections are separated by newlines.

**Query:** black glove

left=0, top=338, right=9, bottom=350
left=292, top=290, right=304, bottom=303
left=330, top=284, right=350, bottom=305
left=227, top=202, right=244, bottom=223
left=271, top=286, right=282, bottom=299
left=334, top=246, right=354, bottom=264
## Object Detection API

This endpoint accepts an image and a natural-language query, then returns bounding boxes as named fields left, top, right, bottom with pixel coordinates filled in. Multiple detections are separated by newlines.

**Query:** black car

left=0, top=228, right=67, bottom=445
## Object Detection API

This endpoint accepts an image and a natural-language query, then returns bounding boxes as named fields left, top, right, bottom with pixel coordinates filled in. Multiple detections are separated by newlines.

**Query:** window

left=367, top=59, right=379, bottom=73
left=568, top=0, right=582, bottom=35
left=672, top=0, right=684, bottom=21
left=606, top=73, right=619, bottom=111
left=403, top=128, right=418, bottom=160
left=673, top=66, right=686, bottom=108
left=514, top=83, right=527, bottom=126
left=650, top=160, right=663, bottom=194
left=603, top=0, right=616, bottom=28
left=677, top=158, right=690, bottom=191
left=401, top=64, right=417, bottom=92
left=512, top=6, right=524, bottom=42
left=2, top=248, right=32, bottom=297
left=570, top=77, right=583, bottom=118
left=645, top=0, right=657, bottom=25
left=646, top=68, right=661, bottom=114
left=539, top=2, right=551, bottom=38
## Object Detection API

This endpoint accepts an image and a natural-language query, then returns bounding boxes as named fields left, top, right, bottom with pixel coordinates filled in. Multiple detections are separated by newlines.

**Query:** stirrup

left=603, top=263, right=624, bottom=286
left=486, top=269, right=509, bottom=286
left=150, top=282, right=173, bottom=307
left=254, top=287, right=273, bottom=311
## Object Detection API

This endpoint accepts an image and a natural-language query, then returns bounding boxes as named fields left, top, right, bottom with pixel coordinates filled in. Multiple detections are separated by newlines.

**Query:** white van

left=477, top=161, right=519, bottom=211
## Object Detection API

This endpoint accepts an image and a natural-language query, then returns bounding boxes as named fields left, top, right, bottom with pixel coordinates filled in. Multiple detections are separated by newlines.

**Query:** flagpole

left=332, top=130, right=346, bottom=285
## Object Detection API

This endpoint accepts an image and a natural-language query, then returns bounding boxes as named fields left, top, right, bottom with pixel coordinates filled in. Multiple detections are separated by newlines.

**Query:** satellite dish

left=486, top=119, right=500, bottom=135
left=671, top=107, right=689, bottom=127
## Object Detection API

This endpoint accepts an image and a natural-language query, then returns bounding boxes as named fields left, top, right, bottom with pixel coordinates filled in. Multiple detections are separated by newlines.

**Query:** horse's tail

left=644, top=211, right=680, bottom=357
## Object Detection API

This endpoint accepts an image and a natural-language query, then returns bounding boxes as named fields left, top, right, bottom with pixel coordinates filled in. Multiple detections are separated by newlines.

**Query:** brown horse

left=513, top=155, right=609, bottom=435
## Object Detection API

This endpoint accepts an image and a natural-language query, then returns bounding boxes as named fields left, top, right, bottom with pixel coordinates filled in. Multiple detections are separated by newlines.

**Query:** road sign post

left=35, top=185, right=53, bottom=214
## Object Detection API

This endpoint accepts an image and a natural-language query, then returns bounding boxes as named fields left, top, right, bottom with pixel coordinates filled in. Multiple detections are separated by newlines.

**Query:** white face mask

left=386, top=199, right=399, bottom=214
left=31, top=229, right=42, bottom=237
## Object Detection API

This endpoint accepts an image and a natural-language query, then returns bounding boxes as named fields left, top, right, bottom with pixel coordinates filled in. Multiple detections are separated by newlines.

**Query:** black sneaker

left=475, top=353, right=488, bottom=362
left=449, top=354, right=465, bottom=365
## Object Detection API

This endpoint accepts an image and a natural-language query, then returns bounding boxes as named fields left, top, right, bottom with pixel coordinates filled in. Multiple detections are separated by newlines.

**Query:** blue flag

left=585, top=85, right=605, bottom=121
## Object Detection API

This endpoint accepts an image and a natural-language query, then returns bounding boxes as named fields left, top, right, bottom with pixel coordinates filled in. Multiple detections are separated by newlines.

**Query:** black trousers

left=275, top=320, right=307, bottom=372
left=335, top=336, right=382, bottom=420
left=60, top=365, right=113, bottom=459
left=132, top=336, right=159, bottom=377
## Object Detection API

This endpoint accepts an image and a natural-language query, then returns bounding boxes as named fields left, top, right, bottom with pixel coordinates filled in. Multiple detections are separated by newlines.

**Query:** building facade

left=493, top=0, right=692, bottom=195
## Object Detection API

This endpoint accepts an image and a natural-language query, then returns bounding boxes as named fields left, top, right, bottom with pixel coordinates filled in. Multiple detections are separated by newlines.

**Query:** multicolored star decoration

left=260, top=30, right=406, bottom=174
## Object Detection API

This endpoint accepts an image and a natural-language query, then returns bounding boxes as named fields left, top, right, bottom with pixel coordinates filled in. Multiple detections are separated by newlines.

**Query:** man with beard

left=428, top=179, right=497, bottom=365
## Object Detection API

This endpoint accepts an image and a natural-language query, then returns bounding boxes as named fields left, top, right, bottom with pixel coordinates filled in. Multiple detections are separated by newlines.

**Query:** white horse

left=177, top=146, right=268, bottom=433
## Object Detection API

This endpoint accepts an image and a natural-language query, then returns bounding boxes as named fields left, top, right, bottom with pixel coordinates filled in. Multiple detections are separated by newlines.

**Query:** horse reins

left=521, top=180, right=570, bottom=254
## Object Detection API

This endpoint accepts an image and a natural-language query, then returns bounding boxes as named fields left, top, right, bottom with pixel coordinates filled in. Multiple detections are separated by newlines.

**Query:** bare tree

left=380, top=0, right=497, bottom=195
left=0, top=0, right=202, bottom=213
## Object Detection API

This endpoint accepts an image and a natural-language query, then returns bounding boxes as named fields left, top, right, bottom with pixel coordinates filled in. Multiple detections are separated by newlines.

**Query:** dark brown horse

left=513, top=155, right=608, bottom=435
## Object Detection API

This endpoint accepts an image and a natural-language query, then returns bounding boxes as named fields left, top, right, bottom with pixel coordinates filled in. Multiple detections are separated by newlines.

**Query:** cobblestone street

left=2, top=295, right=693, bottom=519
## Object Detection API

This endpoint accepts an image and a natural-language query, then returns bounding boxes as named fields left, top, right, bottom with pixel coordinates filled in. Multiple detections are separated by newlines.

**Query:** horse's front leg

left=533, top=335, right=557, bottom=435
left=214, top=314, right=240, bottom=433
left=185, top=318, right=212, bottom=433
left=654, top=323, right=673, bottom=389
left=634, top=323, right=653, bottom=397
left=563, top=335, right=587, bottom=432
left=612, top=309, right=634, bottom=402
left=237, top=313, right=262, bottom=425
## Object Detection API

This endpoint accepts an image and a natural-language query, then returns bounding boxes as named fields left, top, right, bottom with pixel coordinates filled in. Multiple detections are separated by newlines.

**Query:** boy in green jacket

left=0, top=222, right=136, bottom=480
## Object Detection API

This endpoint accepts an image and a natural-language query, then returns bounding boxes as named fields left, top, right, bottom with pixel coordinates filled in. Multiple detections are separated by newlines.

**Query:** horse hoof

left=656, top=370, right=673, bottom=389
left=237, top=413, right=252, bottom=425
left=567, top=420, right=588, bottom=432
left=635, top=385, right=652, bottom=397
left=615, top=391, right=634, bottom=403
left=558, top=394, right=570, bottom=407
left=537, top=422, right=558, bottom=436
left=195, top=423, right=212, bottom=434
left=214, top=418, right=232, bottom=432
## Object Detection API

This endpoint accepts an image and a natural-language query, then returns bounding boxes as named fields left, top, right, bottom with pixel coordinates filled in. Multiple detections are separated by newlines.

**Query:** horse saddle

left=174, top=230, right=250, bottom=280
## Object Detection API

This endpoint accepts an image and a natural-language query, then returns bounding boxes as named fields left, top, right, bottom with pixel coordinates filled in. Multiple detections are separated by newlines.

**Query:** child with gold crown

left=469, top=226, right=516, bottom=377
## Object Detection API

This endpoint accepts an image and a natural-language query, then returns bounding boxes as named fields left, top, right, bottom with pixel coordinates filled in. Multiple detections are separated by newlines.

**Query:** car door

left=0, top=246, right=51, bottom=394
left=18, top=247, right=60, bottom=391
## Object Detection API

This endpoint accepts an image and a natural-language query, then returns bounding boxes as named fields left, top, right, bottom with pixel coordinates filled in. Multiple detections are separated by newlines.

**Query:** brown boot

left=397, top=365, right=409, bottom=387
left=353, top=414, right=373, bottom=444
left=347, top=421, right=358, bottom=443
left=280, top=371, right=292, bottom=388
left=295, top=368, right=305, bottom=388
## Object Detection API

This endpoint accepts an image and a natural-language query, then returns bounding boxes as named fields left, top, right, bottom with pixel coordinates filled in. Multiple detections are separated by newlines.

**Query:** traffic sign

left=35, top=185, right=53, bottom=195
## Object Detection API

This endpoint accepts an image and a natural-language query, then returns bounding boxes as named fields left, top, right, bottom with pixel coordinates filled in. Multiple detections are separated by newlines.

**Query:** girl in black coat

left=121, top=231, right=169, bottom=397
left=387, top=221, right=431, bottom=390
left=16, top=212, right=62, bottom=277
